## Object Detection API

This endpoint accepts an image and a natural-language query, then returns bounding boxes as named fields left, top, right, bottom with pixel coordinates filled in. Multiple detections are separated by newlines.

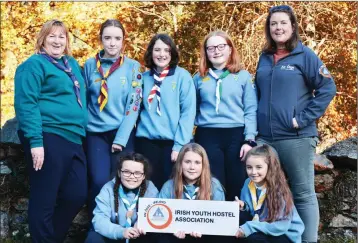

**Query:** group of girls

left=14, top=4, right=335, bottom=243
left=87, top=143, right=304, bottom=243
left=85, top=15, right=305, bottom=243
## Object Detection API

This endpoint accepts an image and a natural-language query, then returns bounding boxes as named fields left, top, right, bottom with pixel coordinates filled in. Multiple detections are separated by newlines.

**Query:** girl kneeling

left=236, top=145, right=304, bottom=243
left=159, top=143, right=225, bottom=242
left=86, top=153, right=158, bottom=243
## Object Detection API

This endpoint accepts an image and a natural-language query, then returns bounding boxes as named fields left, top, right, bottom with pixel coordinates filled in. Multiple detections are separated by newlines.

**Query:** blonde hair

left=172, top=143, right=213, bottom=200
left=35, top=19, right=71, bottom=56
left=199, top=30, right=243, bottom=77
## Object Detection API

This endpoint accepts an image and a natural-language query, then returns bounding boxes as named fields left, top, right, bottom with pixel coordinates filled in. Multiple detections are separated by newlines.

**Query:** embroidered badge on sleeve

left=319, top=65, right=332, bottom=78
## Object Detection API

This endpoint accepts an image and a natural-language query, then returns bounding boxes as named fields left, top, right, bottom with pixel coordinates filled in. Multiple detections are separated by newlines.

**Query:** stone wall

left=0, top=118, right=357, bottom=242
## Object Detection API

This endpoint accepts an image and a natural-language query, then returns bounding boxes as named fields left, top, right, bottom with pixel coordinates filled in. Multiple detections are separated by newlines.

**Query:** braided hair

left=113, top=152, right=151, bottom=224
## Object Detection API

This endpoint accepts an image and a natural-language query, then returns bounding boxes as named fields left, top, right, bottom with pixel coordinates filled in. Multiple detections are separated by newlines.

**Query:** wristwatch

left=243, top=140, right=257, bottom=147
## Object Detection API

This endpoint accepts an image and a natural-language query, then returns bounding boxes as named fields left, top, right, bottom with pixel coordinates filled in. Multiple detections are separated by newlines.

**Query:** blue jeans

left=257, top=137, right=319, bottom=243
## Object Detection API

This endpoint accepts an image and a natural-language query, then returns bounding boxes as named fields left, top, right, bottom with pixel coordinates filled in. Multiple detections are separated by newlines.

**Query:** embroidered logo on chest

left=280, top=64, right=295, bottom=71
left=202, top=76, right=210, bottom=82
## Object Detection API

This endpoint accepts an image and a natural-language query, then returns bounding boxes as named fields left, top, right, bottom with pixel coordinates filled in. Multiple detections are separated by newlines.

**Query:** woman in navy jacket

left=254, top=5, right=336, bottom=243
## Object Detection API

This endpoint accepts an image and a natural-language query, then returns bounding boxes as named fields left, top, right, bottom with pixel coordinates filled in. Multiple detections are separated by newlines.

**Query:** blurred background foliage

left=1, top=1, right=356, bottom=151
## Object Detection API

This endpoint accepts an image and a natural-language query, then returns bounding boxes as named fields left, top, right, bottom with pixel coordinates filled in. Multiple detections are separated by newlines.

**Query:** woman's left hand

left=111, top=144, right=123, bottom=153
left=171, top=150, right=179, bottom=163
left=240, top=144, right=252, bottom=160
left=235, top=228, right=245, bottom=238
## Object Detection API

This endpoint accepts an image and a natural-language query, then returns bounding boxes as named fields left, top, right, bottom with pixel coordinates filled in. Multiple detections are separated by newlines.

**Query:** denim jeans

left=257, top=137, right=319, bottom=243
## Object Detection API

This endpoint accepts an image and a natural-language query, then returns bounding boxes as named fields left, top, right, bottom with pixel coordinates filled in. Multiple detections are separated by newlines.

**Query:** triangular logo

left=153, top=207, right=164, bottom=217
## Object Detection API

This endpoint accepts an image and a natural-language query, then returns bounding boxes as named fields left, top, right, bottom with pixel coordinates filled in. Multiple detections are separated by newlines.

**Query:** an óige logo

left=147, top=203, right=173, bottom=229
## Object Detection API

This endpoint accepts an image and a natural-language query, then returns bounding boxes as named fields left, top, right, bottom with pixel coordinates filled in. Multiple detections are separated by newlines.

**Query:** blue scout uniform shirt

left=136, top=66, right=196, bottom=152
left=240, top=178, right=305, bottom=243
left=158, top=178, right=225, bottom=201
left=193, top=69, right=257, bottom=141
left=92, top=179, right=159, bottom=240
left=84, top=52, right=143, bottom=147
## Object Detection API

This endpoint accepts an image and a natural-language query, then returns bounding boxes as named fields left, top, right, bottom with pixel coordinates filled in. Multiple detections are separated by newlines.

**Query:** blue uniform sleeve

left=192, top=72, right=201, bottom=117
left=14, top=62, right=43, bottom=148
left=173, top=70, right=196, bottom=152
left=211, top=178, right=225, bottom=200
left=145, top=181, right=159, bottom=198
left=158, top=180, right=175, bottom=199
left=113, top=62, right=143, bottom=147
left=240, top=216, right=292, bottom=238
left=242, top=72, right=258, bottom=140
left=83, top=59, right=94, bottom=108
left=92, top=185, right=125, bottom=240
left=296, top=48, right=336, bottom=128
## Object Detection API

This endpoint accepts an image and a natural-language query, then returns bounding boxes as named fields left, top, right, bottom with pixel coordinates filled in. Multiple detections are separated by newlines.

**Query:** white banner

left=137, top=198, right=240, bottom=236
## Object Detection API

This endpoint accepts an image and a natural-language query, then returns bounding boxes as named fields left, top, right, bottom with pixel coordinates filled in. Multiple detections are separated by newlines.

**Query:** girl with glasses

left=193, top=30, right=258, bottom=201
left=85, top=152, right=159, bottom=243
left=158, top=143, right=225, bottom=243
left=255, top=5, right=336, bottom=242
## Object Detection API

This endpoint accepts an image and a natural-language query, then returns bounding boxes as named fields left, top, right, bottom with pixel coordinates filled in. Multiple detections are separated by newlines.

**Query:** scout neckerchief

left=38, top=49, right=82, bottom=107
left=208, top=68, right=230, bottom=114
left=183, top=184, right=200, bottom=200
left=248, top=180, right=267, bottom=221
left=118, top=185, right=140, bottom=243
left=147, top=66, right=170, bottom=116
left=95, top=53, right=124, bottom=111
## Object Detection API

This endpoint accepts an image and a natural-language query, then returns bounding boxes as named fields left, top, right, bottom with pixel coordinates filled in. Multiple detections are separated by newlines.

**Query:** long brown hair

left=245, top=144, right=294, bottom=222
left=198, top=30, right=243, bottom=77
left=263, top=5, right=300, bottom=53
left=113, top=152, right=150, bottom=224
left=35, top=19, right=71, bottom=55
left=172, top=143, right=212, bottom=200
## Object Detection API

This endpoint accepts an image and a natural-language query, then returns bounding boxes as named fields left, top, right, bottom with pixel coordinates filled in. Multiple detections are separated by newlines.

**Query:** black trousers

left=195, top=127, right=247, bottom=200
left=135, top=137, right=174, bottom=190
left=19, top=130, right=87, bottom=243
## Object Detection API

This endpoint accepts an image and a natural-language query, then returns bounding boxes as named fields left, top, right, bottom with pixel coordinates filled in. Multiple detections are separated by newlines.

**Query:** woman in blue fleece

left=135, top=34, right=196, bottom=190
left=254, top=5, right=336, bottom=242
left=158, top=143, right=225, bottom=243
left=85, top=152, right=158, bottom=243
left=193, top=30, right=257, bottom=201
left=235, top=145, right=304, bottom=243
left=84, top=19, right=144, bottom=220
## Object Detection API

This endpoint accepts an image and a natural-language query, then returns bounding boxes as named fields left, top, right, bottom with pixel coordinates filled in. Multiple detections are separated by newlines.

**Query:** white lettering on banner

left=138, top=198, right=240, bottom=236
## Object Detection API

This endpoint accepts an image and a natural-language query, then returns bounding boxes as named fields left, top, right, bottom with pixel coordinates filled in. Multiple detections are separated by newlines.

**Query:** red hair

left=198, top=30, right=243, bottom=77
left=172, top=143, right=212, bottom=200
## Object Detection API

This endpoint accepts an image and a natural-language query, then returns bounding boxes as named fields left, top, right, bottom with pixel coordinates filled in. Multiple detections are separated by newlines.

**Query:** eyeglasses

left=121, top=170, right=144, bottom=178
left=206, top=44, right=228, bottom=53
left=269, top=5, right=292, bottom=13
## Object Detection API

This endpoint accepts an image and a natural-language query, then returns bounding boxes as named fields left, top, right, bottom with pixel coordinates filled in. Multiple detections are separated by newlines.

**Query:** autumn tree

left=1, top=1, right=356, bottom=151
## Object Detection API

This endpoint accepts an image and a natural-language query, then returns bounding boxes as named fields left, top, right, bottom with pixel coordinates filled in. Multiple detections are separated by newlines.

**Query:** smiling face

left=119, top=160, right=145, bottom=189
left=152, top=39, right=171, bottom=73
left=269, top=12, right=294, bottom=49
left=181, top=151, right=203, bottom=185
left=101, top=26, right=123, bottom=58
left=246, top=156, right=268, bottom=187
left=206, top=35, right=232, bottom=70
left=43, top=27, right=67, bottom=58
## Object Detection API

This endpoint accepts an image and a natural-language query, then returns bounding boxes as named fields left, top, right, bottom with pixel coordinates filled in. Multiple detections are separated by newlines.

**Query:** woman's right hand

left=174, top=231, right=186, bottom=239
left=235, top=196, right=245, bottom=210
left=31, top=147, right=44, bottom=171
left=123, top=227, right=140, bottom=239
